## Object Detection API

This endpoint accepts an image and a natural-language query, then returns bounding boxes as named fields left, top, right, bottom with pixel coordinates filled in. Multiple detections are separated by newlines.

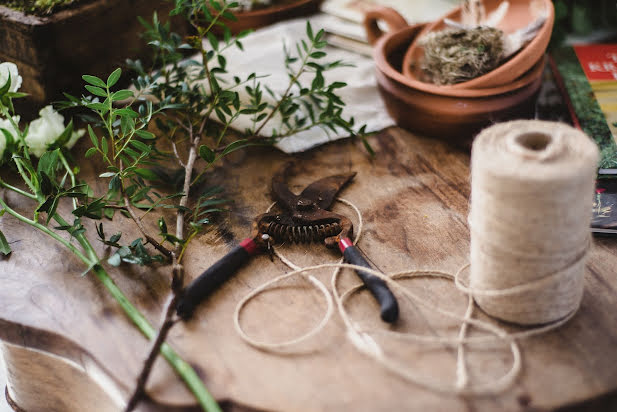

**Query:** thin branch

left=123, top=293, right=180, bottom=412
left=124, top=119, right=201, bottom=411
left=119, top=161, right=172, bottom=259
left=104, top=204, right=128, bottom=210
left=0, top=180, right=36, bottom=200
left=176, top=134, right=201, bottom=244
left=172, top=140, right=187, bottom=168
left=252, top=42, right=316, bottom=138
left=122, top=190, right=172, bottom=259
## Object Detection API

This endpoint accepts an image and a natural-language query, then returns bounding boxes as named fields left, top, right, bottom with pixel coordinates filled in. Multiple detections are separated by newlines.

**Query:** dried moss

left=419, top=26, right=504, bottom=85
left=1, top=0, right=85, bottom=16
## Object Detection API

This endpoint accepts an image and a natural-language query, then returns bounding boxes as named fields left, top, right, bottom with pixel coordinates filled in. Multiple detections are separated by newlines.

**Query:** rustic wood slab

left=1, top=127, right=617, bottom=411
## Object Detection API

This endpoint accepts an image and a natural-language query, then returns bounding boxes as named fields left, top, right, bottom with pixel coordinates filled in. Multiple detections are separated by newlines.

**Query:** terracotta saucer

left=214, top=0, right=321, bottom=34
left=372, top=22, right=543, bottom=140
left=367, top=18, right=545, bottom=98
left=376, top=69, right=542, bottom=141
left=400, top=0, right=554, bottom=89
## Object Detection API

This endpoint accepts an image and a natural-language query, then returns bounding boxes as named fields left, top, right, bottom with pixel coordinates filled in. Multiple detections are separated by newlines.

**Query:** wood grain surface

left=1, top=128, right=617, bottom=411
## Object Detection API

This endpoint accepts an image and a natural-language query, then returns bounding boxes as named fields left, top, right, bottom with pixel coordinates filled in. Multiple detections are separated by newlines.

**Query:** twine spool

left=469, top=120, right=599, bottom=325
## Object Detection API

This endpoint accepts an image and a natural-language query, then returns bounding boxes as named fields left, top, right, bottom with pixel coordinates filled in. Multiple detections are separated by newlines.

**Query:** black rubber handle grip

left=343, top=245, right=399, bottom=323
left=177, top=243, right=254, bottom=320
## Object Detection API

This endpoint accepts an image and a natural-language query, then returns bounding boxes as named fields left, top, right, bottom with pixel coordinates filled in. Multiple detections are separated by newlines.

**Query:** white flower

left=0, top=62, right=23, bottom=93
left=0, top=115, right=20, bottom=159
left=25, top=106, right=85, bottom=157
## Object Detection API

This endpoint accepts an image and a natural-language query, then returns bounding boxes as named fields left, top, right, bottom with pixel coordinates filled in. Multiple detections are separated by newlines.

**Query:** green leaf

left=85, top=85, right=107, bottom=97
left=109, top=232, right=122, bottom=243
left=0, top=128, right=14, bottom=147
left=101, top=137, right=109, bottom=155
left=107, top=68, right=122, bottom=88
left=7, top=92, right=27, bottom=99
left=86, top=102, right=109, bottom=113
left=99, top=172, right=115, bottom=178
left=130, top=140, right=150, bottom=153
left=310, top=51, right=326, bottom=59
left=199, top=145, right=215, bottom=163
left=306, top=21, right=314, bottom=41
left=329, top=81, right=347, bottom=89
left=134, top=129, right=155, bottom=140
left=111, top=90, right=133, bottom=101
left=39, top=174, right=54, bottom=197
left=109, top=175, right=121, bottom=191
left=0, top=229, right=11, bottom=256
left=207, top=32, right=219, bottom=51
left=0, top=73, right=11, bottom=97
left=88, top=125, right=98, bottom=148
left=85, top=147, right=98, bottom=158
left=362, top=137, right=375, bottom=157
left=120, top=115, right=134, bottom=137
left=158, top=217, right=167, bottom=234
left=134, top=168, right=158, bottom=180
left=115, top=108, right=140, bottom=117
left=82, top=75, right=107, bottom=88
left=222, top=139, right=249, bottom=156
left=37, top=149, right=60, bottom=179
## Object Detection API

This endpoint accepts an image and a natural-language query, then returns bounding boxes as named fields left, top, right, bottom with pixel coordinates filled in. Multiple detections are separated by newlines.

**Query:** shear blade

left=271, top=162, right=356, bottom=211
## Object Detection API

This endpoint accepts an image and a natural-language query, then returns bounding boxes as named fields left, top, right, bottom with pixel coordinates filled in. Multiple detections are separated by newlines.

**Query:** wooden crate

left=0, top=0, right=183, bottom=116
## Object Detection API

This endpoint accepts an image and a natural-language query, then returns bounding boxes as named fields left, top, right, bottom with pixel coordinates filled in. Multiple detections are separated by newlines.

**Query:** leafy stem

left=0, top=196, right=90, bottom=262
left=0, top=179, right=37, bottom=200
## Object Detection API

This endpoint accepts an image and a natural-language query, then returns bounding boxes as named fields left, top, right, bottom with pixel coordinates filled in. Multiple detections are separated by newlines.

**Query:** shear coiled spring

left=265, top=222, right=341, bottom=243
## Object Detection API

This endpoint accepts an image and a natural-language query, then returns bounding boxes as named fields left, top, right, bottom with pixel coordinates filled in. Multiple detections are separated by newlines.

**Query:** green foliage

left=3, top=0, right=84, bottom=16
left=0, top=228, right=10, bottom=256
left=2, top=3, right=366, bottom=410
left=57, top=0, right=366, bottom=270
left=551, top=0, right=617, bottom=48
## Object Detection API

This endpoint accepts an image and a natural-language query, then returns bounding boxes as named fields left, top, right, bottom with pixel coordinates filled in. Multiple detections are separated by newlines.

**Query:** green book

left=550, top=45, right=617, bottom=174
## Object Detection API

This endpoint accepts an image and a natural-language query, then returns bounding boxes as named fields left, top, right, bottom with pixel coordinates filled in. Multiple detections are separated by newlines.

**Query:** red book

left=573, top=44, right=617, bottom=83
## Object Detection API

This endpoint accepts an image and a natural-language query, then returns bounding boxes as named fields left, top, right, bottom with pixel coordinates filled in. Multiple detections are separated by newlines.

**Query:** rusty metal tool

left=176, top=162, right=399, bottom=323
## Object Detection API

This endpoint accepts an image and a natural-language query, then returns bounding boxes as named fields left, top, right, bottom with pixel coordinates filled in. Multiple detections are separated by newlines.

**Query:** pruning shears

left=176, top=162, right=399, bottom=323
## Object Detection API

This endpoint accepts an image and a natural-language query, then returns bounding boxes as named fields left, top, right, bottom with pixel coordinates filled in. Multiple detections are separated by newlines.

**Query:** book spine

left=550, top=47, right=617, bottom=172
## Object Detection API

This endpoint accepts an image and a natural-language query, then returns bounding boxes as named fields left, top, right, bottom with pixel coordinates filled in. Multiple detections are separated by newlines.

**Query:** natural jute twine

left=233, top=120, right=599, bottom=394
left=467, top=120, right=599, bottom=325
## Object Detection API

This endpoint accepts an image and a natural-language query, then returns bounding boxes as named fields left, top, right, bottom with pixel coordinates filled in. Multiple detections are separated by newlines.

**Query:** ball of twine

left=468, top=120, right=599, bottom=325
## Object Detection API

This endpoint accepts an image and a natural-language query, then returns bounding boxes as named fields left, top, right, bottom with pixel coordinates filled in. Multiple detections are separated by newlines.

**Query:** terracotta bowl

left=215, top=0, right=321, bottom=35
left=372, top=24, right=542, bottom=141
left=401, top=0, right=554, bottom=89
left=364, top=8, right=545, bottom=98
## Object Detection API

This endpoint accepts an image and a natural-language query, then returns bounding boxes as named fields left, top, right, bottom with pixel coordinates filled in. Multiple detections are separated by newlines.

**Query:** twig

left=119, top=161, right=172, bottom=259
left=176, top=133, right=202, bottom=243
left=104, top=204, right=128, bottom=210
left=122, top=191, right=172, bottom=259
left=172, top=140, right=187, bottom=168
left=123, top=293, right=181, bottom=412
left=124, top=127, right=201, bottom=411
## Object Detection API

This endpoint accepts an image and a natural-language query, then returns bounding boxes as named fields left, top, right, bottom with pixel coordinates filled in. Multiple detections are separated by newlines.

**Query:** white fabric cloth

left=202, top=15, right=394, bottom=153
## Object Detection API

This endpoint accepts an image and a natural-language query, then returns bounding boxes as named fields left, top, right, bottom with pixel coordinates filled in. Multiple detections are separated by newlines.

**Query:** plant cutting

left=0, top=0, right=368, bottom=410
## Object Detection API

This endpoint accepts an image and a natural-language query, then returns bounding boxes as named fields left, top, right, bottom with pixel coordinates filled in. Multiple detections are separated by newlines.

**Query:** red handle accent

left=240, top=237, right=260, bottom=255
left=338, top=237, right=354, bottom=254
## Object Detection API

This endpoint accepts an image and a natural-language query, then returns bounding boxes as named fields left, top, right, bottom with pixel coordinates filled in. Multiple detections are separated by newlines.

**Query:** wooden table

left=1, top=127, right=617, bottom=411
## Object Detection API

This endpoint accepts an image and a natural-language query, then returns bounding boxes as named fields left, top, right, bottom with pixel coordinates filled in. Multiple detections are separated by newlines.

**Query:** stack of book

left=319, top=0, right=457, bottom=56
left=551, top=43, right=617, bottom=233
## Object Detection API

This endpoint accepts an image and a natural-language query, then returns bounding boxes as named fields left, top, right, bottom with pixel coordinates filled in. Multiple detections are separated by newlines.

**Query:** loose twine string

left=233, top=197, right=574, bottom=395
left=234, top=121, right=599, bottom=396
